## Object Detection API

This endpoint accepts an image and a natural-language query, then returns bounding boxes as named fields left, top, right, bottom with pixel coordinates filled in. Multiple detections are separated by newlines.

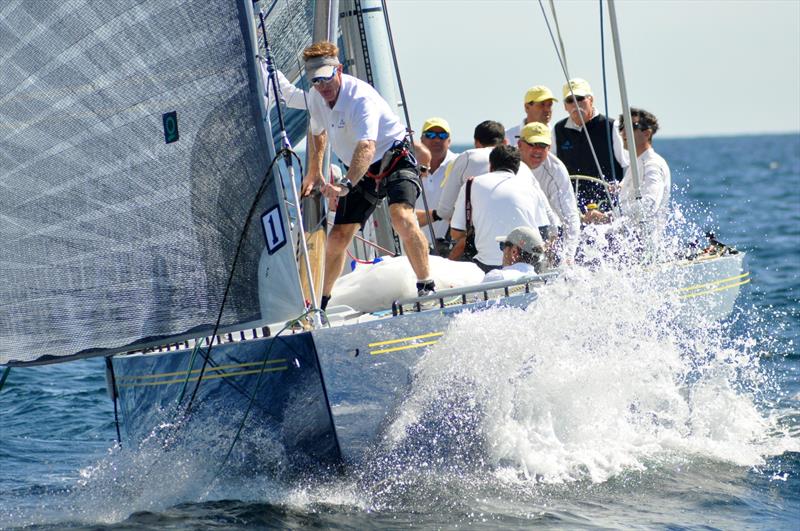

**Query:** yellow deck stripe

left=678, top=272, right=750, bottom=293
left=679, top=278, right=751, bottom=300
left=116, top=359, right=288, bottom=382
left=368, top=331, right=443, bottom=348
left=371, top=340, right=440, bottom=355
left=117, top=366, right=288, bottom=388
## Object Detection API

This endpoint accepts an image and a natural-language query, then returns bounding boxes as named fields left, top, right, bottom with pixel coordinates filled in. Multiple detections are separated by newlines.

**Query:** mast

left=607, top=0, right=641, bottom=202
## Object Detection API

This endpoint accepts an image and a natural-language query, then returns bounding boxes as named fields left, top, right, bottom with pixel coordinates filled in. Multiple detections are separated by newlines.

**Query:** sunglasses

left=618, top=122, right=650, bottom=132
left=523, top=141, right=549, bottom=149
left=418, top=165, right=430, bottom=173
left=310, top=68, right=337, bottom=86
left=499, top=241, right=514, bottom=251
left=564, top=95, right=586, bottom=105
left=423, top=131, right=450, bottom=140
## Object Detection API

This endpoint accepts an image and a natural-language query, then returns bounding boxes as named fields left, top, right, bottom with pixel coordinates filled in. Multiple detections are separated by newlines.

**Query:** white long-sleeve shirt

left=531, top=153, right=581, bottom=260
left=618, top=147, right=671, bottom=224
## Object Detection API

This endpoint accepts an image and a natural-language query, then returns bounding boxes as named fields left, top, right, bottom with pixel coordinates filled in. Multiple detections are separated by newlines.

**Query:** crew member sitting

left=483, top=226, right=546, bottom=283
left=449, top=145, right=552, bottom=272
left=583, top=108, right=671, bottom=229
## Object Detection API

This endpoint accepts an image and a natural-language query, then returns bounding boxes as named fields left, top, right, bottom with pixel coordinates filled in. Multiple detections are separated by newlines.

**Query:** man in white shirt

left=517, top=122, right=581, bottom=264
left=482, top=226, right=546, bottom=283
left=434, top=120, right=506, bottom=222
left=505, top=85, right=558, bottom=145
left=584, top=108, right=671, bottom=228
left=415, top=117, right=458, bottom=255
left=291, top=42, right=435, bottom=306
left=450, top=145, right=553, bottom=272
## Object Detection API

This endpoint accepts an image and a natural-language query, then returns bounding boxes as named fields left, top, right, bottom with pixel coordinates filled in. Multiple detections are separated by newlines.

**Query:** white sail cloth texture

left=0, top=0, right=311, bottom=365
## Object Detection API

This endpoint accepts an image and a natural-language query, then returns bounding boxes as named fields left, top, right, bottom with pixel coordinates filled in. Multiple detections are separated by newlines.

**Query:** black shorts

left=333, top=161, right=420, bottom=227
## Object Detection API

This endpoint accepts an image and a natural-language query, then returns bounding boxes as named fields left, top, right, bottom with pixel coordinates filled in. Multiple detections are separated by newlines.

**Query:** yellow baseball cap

left=524, top=85, right=557, bottom=104
left=519, top=122, right=551, bottom=146
left=562, top=78, right=593, bottom=99
left=421, top=117, right=451, bottom=134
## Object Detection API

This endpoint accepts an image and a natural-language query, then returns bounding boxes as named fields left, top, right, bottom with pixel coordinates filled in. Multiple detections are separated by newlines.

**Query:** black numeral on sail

left=261, top=207, right=287, bottom=255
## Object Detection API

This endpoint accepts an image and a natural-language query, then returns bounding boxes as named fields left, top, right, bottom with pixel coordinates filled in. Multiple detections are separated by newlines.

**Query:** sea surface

left=1, top=133, right=798, bottom=530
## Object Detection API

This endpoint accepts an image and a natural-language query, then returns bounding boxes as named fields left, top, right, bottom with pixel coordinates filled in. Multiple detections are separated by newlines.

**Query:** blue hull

left=110, top=293, right=538, bottom=472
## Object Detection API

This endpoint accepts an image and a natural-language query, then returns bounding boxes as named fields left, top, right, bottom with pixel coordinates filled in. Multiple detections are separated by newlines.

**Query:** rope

left=537, top=0, right=618, bottom=213
left=184, top=148, right=301, bottom=415
left=379, top=0, right=438, bottom=247
left=204, top=306, right=329, bottom=488
left=176, top=337, right=203, bottom=405
left=599, top=0, right=619, bottom=186
left=0, top=367, right=10, bottom=393
left=104, top=357, right=122, bottom=445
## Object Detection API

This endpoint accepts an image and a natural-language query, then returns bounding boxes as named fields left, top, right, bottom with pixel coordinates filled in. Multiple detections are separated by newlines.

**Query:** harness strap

left=465, top=176, right=475, bottom=232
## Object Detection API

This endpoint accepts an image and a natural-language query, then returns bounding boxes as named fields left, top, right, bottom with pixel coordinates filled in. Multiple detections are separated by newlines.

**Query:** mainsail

left=0, top=0, right=309, bottom=366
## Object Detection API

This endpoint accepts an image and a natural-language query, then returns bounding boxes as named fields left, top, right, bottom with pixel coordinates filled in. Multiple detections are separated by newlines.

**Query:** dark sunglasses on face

left=523, top=141, right=549, bottom=149
left=499, top=241, right=515, bottom=251
left=311, top=69, right=337, bottom=86
left=618, top=122, right=649, bottom=132
left=564, top=95, right=586, bottom=105
left=423, top=131, right=450, bottom=140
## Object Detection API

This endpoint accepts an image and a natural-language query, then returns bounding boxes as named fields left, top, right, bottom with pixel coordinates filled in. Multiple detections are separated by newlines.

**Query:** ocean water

left=1, top=133, right=798, bottom=530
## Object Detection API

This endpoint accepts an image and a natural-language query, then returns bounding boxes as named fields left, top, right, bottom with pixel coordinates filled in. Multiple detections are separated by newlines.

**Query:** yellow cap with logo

left=524, top=85, right=557, bottom=104
left=519, top=122, right=551, bottom=146
left=421, top=117, right=451, bottom=134
left=562, top=78, right=593, bottom=99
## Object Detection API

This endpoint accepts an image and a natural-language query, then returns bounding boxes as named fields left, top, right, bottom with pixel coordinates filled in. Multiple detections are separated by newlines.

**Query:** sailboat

left=0, top=0, right=747, bottom=473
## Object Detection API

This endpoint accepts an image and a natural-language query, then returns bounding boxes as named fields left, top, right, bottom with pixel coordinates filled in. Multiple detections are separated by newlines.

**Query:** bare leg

left=323, top=223, right=360, bottom=296
left=389, top=202, right=430, bottom=281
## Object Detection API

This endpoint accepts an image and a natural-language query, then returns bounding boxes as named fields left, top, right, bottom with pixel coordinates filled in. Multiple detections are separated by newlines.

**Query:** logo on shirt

left=561, top=140, right=573, bottom=151
left=337, top=118, right=346, bottom=128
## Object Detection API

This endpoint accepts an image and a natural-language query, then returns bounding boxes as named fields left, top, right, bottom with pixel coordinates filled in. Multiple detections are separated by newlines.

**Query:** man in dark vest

left=552, top=78, right=628, bottom=212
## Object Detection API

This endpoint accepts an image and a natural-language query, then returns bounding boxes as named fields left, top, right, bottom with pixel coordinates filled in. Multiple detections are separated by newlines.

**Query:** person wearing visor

left=285, top=41, right=435, bottom=308
left=415, top=117, right=458, bottom=255
left=517, top=122, right=580, bottom=264
left=583, top=108, right=671, bottom=229
left=505, top=85, right=558, bottom=145
left=551, top=78, right=628, bottom=211
left=482, top=226, right=546, bottom=283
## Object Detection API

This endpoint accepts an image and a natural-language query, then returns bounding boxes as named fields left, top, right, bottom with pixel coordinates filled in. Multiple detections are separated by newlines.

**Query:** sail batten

left=1, top=0, right=310, bottom=366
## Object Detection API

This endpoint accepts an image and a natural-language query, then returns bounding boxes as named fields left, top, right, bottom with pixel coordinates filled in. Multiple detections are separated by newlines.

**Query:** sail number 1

left=261, top=207, right=287, bottom=255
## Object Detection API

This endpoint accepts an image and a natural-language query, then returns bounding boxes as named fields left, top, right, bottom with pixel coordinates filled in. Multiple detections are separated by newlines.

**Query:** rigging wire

left=599, top=0, right=619, bottom=186
left=537, top=0, right=618, bottom=214
left=183, top=147, right=305, bottom=415
left=259, top=9, right=321, bottom=323
left=0, top=367, right=10, bottom=394
left=378, top=0, right=438, bottom=247
left=104, top=357, right=122, bottom=445
left=202, top=305, right=334, bottom=490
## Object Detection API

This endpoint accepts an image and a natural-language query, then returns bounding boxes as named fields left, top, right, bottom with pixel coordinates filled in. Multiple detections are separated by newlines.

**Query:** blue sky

left=388, top=0, right=800, bottom=143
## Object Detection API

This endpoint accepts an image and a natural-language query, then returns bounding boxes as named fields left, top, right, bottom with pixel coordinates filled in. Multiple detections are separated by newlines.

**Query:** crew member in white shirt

left=434, top=120, right=506, bottom=222
left=583, top=108, right=671, bottom=227
left=483, top=226, right=546, bottom=283
left=505, top=85, right=558, bottom=145
left=517, top=122, right=581, bottom=264
left=287, top=42, right=435, bottom=307
left=450, top=145, right=553, bottom=272
left=414, top=117, right=458, bottom=255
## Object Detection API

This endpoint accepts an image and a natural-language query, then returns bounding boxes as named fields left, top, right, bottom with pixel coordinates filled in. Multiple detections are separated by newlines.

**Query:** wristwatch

left=336, top=177, right=353, bottom=196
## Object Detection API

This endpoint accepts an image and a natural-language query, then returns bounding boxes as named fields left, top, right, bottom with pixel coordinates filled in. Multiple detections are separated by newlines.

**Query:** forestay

left=0, top=0, right=308, bottom=366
